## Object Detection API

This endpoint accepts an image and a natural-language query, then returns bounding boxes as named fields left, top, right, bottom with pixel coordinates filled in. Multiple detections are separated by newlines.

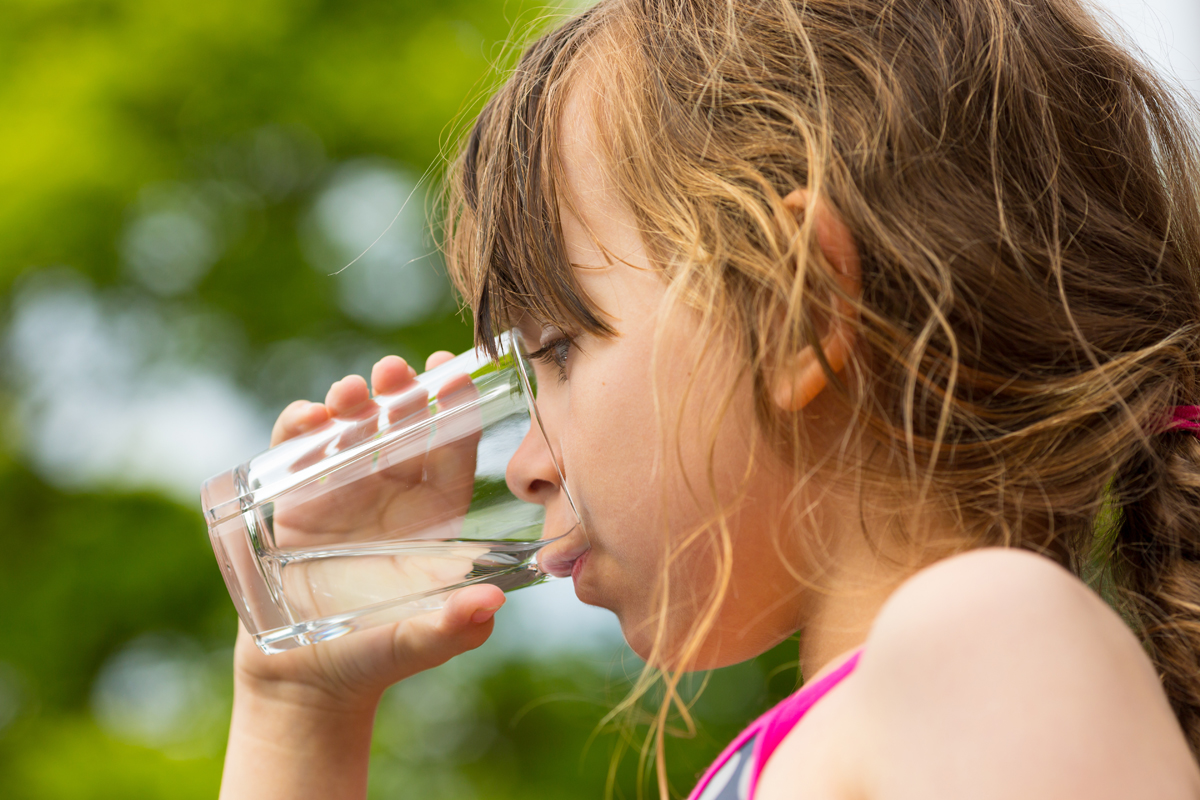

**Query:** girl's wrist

left=220, top=678, right=382, bottom=800
left=231, top=667, right=384, bottom=719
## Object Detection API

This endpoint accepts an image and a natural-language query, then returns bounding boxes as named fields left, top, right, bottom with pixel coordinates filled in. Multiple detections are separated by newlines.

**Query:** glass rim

left=509, top=328, right=582, bottom=530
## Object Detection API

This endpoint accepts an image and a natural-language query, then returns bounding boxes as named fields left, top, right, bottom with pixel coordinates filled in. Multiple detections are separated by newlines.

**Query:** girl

left=220, top=0, right=1200, bottom=797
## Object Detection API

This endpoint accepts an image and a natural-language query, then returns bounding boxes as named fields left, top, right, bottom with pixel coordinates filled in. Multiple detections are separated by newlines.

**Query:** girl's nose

left=505, top=420, right=563, bottom=505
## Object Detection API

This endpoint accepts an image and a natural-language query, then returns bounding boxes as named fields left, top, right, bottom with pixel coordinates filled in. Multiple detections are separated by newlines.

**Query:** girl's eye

left=530, top=336, right=573, bottom=383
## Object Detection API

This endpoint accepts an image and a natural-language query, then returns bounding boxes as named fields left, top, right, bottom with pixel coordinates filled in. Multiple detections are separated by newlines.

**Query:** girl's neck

left=798, top=570, right=898, bottom=682
left=795, top=495, right=959, bottom=681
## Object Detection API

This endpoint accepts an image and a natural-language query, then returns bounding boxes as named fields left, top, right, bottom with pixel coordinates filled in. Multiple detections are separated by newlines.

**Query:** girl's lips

left=571, top=548, right=590, bottom=581
left=537, top=524, right=591, bottom=578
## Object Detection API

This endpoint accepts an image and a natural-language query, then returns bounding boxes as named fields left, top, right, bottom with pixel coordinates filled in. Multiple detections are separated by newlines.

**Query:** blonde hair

left=443, top=0, right=1200, bottom=790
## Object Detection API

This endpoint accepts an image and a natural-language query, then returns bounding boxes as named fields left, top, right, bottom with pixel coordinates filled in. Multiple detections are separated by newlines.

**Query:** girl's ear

left=771, top=189, right=863, bottom=412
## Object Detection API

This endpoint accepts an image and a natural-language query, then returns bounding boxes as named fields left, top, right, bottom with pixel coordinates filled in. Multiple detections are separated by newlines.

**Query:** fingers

left=374, top=357, right=429, bottom=428
left=321, top=374, right=380, bottom=452
left=271, top=369, right=379, bottom=451
left=391, top=585, right=506, bottom=674
left=271, top=400, right=331, bottom=447
left=426, top=351, right=455, bottom=371
left=424, top=372, right=482, bottom=491
left=274, top=351, right=463, bottom=472
left=367, top=356, right=432, bottom=486
left=443, top=583, right=506, bottom=628
left=273, top=352, right=451, bottom=448
left=283, top=378, right=375, bottom=471
left=325, top=374, right=372, bottom=416
left=371, top=355, right=417, bottom=396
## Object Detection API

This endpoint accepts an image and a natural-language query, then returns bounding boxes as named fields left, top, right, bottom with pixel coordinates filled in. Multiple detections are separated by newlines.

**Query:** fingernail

left=471, top=605, right=502, bottom=624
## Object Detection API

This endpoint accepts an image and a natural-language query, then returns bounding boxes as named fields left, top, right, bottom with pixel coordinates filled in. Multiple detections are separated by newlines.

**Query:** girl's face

left=506, top=90, right=809, bottom=669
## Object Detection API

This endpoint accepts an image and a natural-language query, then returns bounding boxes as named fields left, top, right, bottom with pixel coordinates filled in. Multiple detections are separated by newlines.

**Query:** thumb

left=392, top=584, right=506, bottom=674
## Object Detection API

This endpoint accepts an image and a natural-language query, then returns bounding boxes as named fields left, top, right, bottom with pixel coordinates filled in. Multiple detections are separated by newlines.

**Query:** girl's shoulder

left=843, top=547, right=1200, bottom=798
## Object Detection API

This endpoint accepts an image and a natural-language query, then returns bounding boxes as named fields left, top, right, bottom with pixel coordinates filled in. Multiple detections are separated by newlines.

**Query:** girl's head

left=445, top=0, right=1200, bottom=755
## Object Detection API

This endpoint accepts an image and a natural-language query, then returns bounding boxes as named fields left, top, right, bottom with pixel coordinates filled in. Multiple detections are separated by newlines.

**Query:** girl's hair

left=442, top=0, right=1200, bottom=784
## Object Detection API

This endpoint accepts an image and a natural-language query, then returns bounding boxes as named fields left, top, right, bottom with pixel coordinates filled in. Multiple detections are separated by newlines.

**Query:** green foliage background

left=0, top=1, right=803, bottom=797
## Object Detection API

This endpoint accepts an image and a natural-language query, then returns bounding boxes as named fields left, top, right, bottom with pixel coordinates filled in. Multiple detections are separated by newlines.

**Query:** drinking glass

left=201, top=331, right=581, bottom=654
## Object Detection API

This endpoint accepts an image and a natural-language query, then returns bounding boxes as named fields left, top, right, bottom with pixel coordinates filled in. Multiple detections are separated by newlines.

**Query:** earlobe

left=770, top=323, right=855, bottom=411
left=771, top=189, right=862, bottom=412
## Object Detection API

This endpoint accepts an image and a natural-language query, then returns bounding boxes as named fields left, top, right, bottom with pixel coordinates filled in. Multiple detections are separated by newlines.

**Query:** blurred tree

left=0, top=1, right=806, bottom=798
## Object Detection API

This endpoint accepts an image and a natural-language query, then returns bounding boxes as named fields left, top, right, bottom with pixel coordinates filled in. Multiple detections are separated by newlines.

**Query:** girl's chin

left=616, top=624, right=655, bottom=663
left=611, top=614, right=758, bottom=672
left=573, top=567, right=723, bottom=668
left=570, top=566, right=606, bottom=610
left=610, top=610, right=682, bottom=666
left=568, top=548, right=615, bottom=608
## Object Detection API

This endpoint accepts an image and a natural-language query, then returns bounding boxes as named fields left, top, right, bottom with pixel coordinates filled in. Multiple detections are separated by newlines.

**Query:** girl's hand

left=261, top=350, right=487, bottom=626
left=270, top=352, right=481, bottom=549
left=220, top=352, right=505, bottom=800
left=234, top=349, right=504, bottom=703
left=221, top=586, right=503, bottom=800
left=230, top=581, right=504, bottom=711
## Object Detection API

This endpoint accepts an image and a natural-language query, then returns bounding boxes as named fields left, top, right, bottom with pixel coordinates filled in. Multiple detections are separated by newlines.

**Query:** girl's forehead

left=558, top=78, right=607, bottom=180
left=556, top=82, right=618, bottom=239
left=452, top=25, right=632, bottom=353
left=556, top=84, right=652, bottom=280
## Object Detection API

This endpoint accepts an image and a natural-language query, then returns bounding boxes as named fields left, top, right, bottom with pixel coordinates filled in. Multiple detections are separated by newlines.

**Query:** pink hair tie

left=1167, top=406, right=1200, bottom=434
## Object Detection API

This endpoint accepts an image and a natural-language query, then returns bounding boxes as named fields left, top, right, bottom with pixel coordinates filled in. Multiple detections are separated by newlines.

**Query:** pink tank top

left=687, top=650, right=862, bottom=800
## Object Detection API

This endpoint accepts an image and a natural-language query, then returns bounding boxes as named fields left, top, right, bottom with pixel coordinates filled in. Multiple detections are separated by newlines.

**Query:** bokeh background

left=0, top=1, right=1196, bottom=798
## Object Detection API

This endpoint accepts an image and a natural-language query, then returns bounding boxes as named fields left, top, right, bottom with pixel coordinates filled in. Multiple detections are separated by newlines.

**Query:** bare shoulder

left=850, top=548, right=1200, bottom=800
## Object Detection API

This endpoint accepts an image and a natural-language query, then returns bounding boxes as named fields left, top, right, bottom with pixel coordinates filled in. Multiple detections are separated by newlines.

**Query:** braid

left=1112, top=429, right=1200, bottom=758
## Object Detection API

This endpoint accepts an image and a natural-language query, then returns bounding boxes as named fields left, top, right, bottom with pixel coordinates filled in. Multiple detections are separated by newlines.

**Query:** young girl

left=220, top=0, right=1200, bottom=797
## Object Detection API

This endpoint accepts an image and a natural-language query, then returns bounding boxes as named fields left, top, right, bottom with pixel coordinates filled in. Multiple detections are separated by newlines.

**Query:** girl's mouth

left=537, top=525, right=591, bottom=578
left=570, top=548, right=590, bottom=581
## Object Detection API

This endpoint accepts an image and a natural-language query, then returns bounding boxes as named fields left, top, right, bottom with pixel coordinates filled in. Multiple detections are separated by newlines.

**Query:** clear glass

left=200, top=331, right=580, bottom=654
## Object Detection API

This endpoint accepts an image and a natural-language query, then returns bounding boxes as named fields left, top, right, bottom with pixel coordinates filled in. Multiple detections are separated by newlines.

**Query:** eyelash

left=529, top=336, right=573, bottom=383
